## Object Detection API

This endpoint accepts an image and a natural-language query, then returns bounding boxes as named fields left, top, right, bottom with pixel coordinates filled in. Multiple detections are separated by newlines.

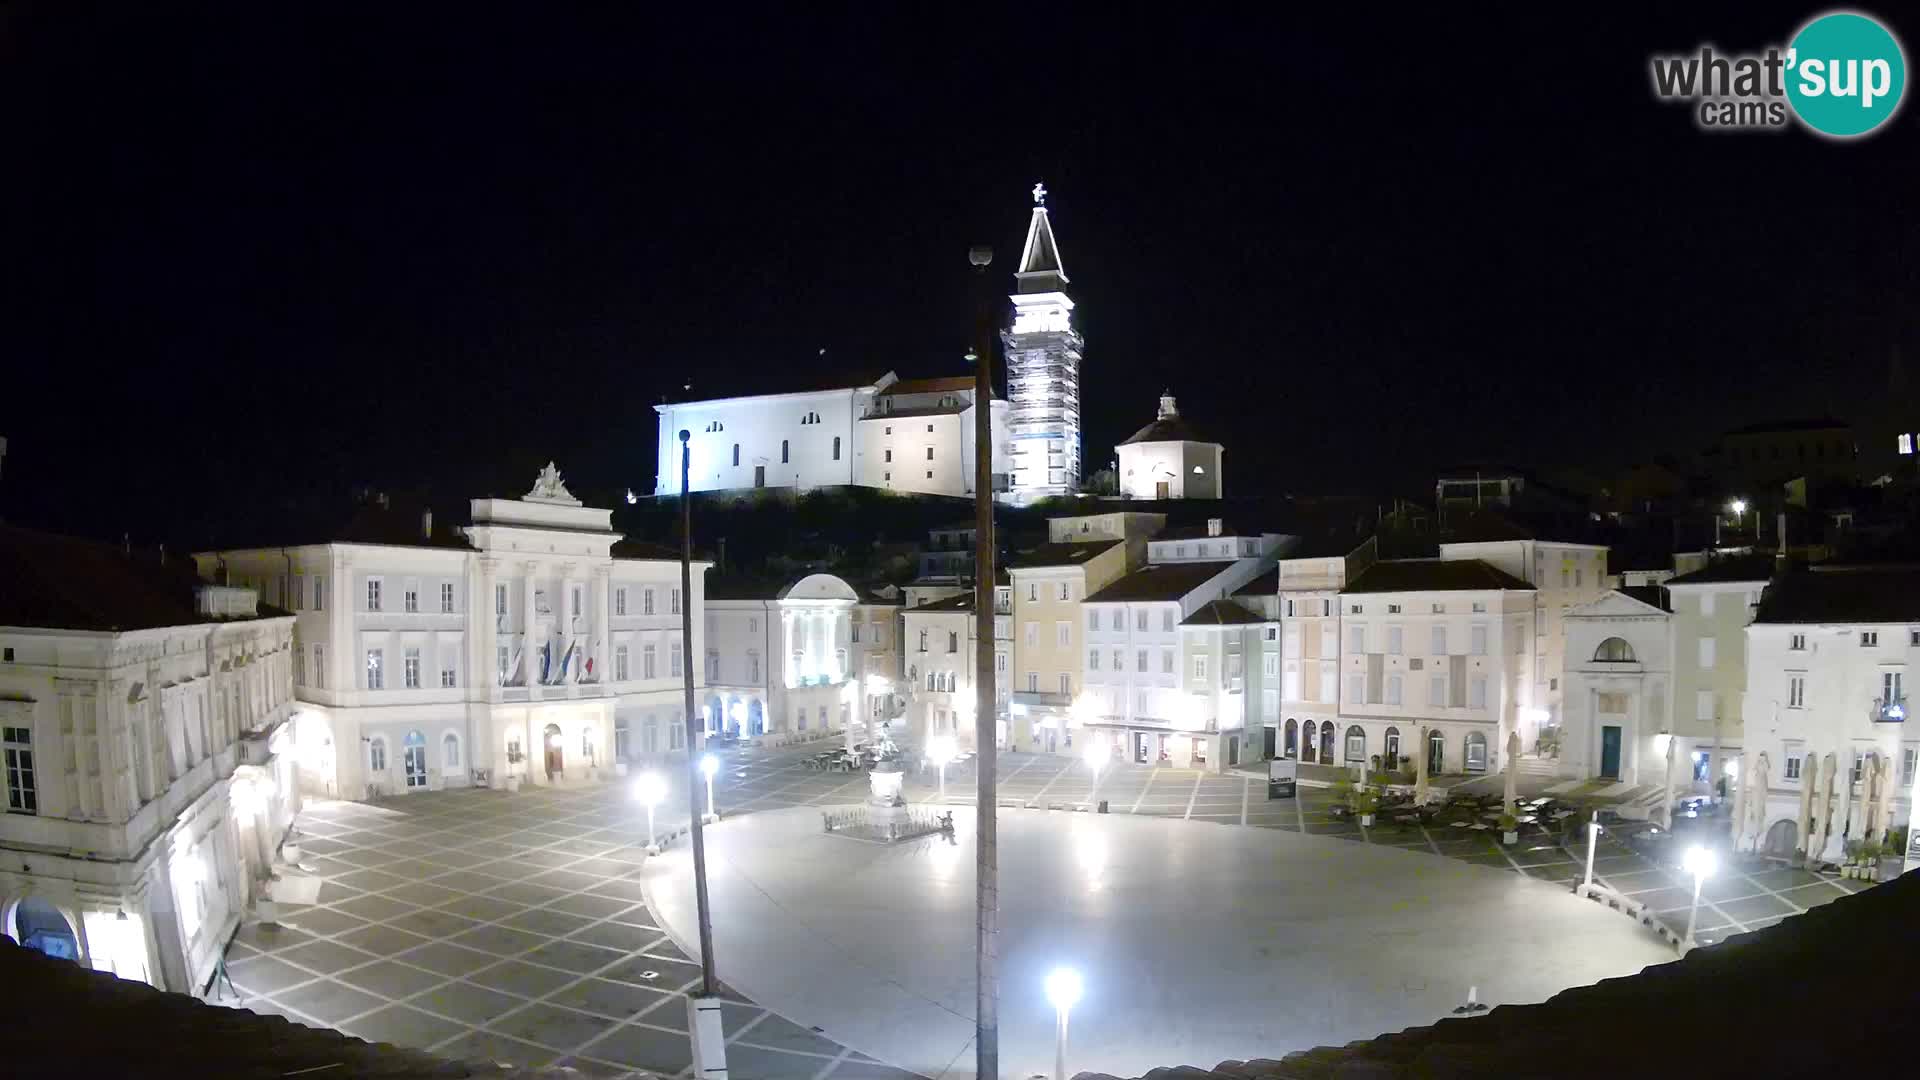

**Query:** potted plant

left=1498, top=812, right=1520, bottom=845
left=1351, top=783, right=1381, bottom=828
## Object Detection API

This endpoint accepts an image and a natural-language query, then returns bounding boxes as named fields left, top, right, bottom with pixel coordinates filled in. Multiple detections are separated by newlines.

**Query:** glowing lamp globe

left=632, top=772, right=667, bottom=807
left=1682, top=846, right=1717, bottom=881
left=1043, top=967, right=1083, bottom=1012
left=699, top=754, right=719, bottom=780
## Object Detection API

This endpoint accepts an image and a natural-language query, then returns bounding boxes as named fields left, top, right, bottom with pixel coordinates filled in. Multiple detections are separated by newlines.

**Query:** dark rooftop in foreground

left=0, top=525, right=286, bottom=632
left=1664, top=554, right=1778, bottom=585
left=1233, top=568, right=1278, bottom=597
left=1343, top=558, right=1534, bottom=594
left=1072, top=858, right=1919, bottom=1080
left=1086, top=561, right=1239, bottom=603
left=1182, top=598, right=1270, bottom=626
left=1755, top=564, right=1920, bottom=625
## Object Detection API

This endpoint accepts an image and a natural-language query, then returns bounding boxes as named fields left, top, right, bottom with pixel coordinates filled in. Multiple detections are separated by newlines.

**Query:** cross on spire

left=1031, top=181, right=1047, bottom=205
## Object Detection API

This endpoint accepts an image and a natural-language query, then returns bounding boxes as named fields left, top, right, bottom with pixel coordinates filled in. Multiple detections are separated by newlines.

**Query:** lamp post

left=633, top=772, right=667, bottom=855
left=1682, top=845, right=1716, bottom=950
left=700, top=753, right=720, bottom=824
left=928, top=734, right=957, bottom=802
left=1043, top=966, right=1083, bottom=1080
left=1582, top=812, right=1601, bottom=891
left=675, top=429, right=725, bottom=1077
left=1729, top=498, right=1747, bottom=532
left=1084, top=737, right=1111, bottom=808
left=968, top=241, right=1001, bottom=1078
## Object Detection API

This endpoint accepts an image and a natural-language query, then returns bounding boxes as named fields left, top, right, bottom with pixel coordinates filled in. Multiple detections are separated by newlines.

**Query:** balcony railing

left=1011, top=690, right=1072, bottom=709
left=1872, top=695, right=1908, bottom=723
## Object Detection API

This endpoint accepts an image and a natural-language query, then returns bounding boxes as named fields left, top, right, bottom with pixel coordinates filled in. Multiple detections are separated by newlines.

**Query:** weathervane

left=1031, top=181, right=1047, bottom=205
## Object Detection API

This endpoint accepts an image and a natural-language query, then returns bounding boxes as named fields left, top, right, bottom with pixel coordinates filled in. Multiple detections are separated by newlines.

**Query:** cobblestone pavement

left=227, top=741, right=1874, bottom=1076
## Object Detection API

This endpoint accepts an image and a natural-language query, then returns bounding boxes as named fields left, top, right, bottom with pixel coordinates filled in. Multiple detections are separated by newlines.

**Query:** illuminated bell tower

left=1002, top=182, right=1083, bottom=503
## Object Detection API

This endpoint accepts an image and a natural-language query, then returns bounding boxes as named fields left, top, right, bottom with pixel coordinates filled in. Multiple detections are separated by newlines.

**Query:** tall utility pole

left=677, top=430, right=728, bottom=1078
left=968, top=244, right=999, bottom=1079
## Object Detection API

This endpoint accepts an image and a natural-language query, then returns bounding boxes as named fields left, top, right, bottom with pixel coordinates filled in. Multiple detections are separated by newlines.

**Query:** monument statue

left=526, top=461, right=582, bottom=505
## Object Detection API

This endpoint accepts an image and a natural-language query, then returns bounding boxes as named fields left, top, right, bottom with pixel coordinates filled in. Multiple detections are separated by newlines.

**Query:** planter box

left=1503, top=831, right=1519, bottom=846
left=1360, top=814, right=1375, bottom=828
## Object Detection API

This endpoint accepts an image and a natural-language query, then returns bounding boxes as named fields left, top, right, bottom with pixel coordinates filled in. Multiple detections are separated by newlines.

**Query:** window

left=404, top=648, right=421, bottom=688
left=1428, top=675, right=1445, bottom=706
left=1089, top=650, right=1100, bottom=671
left=1788, top=674, right=1805, bottom=708
left=1884, top=670, right=1905, bottom=705
left=1700, top=591, right=1716, bottom=617
left=1110, top=610, right=1123, bottom=630
left=1175, top=545, right=1187, bottom=558
left=404, top=583, right=419, bottom=613
left=851, top=622, right=862, bottom=644
left=948, top=632, right=960, bottom=654
left=1560, top=569, right=1569, bottom=588
left=1281, top=663, right=1298, bottom=699
left=833, top=436, right=841, bottom=460
left=918, top=629, right=929, bottom=653
left=1264, top=653, right=1279, bottom=677
left=366, top=649, right=385, bottom=689
left=643, top=588, right=656, bottom=616
left=1056, top=622, right=1070, bottom=647
left=670, top=641, right=682, bottom=677
left=1594, top=637, right=1636, bottom=662
left=1471, top=601, right=1485, bottom=613
left=1348, top=626, right=1365, bottom=654
left=1136, top=610, right=1149, bottom=631
left=1345, top=726, right=1366, bottom=763
left=314, top=644, right=326, bottom=689
left=1861, top=631, right=1879, bottom=647
left=1350, top=604, right=1362, bottom=615
left=1347, top=673, right=1365, bottom=704
left=440, top=582, right=455, bottom=613
left=496, top=584, right=508, bottom=616
left=1387, top=604, right=1402, bottom=614
left=314, top=574, right=327, bottom=610
left=1431, top=626, right=1447, bottom=655
left=1028, top=583, right=1038, bottom=602
left=293, top=648, right=305, bottom=686
left=1471, top=625, right=1489, bottom=656
left=1386, top=674, right=1403, bottom=705
left=3, top=726, right=36, bottom=814
left=570, top=587, right=582, bottom=618
left=615, top=588, right=628, bottom=616
left=369, top=737, right=386, bottom=773
left=781, top=439, right=790, bottom=463
left=1059, top=673, right=1071, bottom=695
left=1193, top=655, right=1208, bottom=680
left=1137, top=649, right=1149, bottom=673
left=366, top=578, right=383, bottom=611
left=1431, top=603, right=1445, bottom=614
left=1162, top=610, right=1175, bottom=632
left=667, top=588, right=679, bottom=615
left=996, top=653, right=1007, bottom=674
left=1088, top=610, right=1099, bottom=631
left=642, top=643, right=657, bottom=679
left=1024, top=622, right=1037, bottom=646
left=1057, top=582, right=1069, bottom=600
left=1575, top=569, right=1583, bottom=587
left=732, top=443, right=740, bottom=466
left=1322, top=599, right=1332, bottom=617
left=1698, top=637, right=1716, bottom=668
left=1387, top=627, right=1403, bottom=655
left=1904, top=747, right=1917, bottom=787
left=1696, top=690, right=1716, bottom=722
left=440, top=653, right=457, bottom=687
left=1320, top=624, right=1336, bottom=658
left=1112, top=649, right=1123, bottom=671
left=1027, top=672, right=1039, bottom=692
left=885, top=449, right=893, bottom=463
left=1162, top=648, right=1174, bottom=674
left=1285, top=599, right=1295, bottom=617
left=1785, top=755, right=1802, bottom=781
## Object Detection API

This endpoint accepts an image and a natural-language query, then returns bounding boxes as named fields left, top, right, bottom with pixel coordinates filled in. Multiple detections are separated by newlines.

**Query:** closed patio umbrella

left=1729, top=751, right=1748, bottom=850
left=1875, top=753, right=1898, bottom=846
left=1414, top=725, right=1430, bottom=807
left=1657, top=734, right=1677, bottom=831
left=1816, top=751, right=1840, bottom=865
left=1748, top=752, right=1770, bottom=854
left=1503, top=730, right=1521, bottom=821
left=1796, top=752, right=1817, bottom=860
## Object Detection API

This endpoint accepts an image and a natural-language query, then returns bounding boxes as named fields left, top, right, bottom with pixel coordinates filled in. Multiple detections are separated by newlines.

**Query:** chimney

left=421, top=509, right=434, bottom=540
left=1207, top=518, right=1223, bottom=537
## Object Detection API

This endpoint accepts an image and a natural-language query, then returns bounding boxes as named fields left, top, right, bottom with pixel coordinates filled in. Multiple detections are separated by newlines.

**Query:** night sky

left=3, top=3, right=1914, bottom=548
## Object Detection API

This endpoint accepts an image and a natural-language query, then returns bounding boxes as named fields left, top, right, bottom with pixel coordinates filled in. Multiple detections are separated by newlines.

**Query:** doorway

left=1427, top=729, right=1445, bottom=774
left=1262, top=726, right=1276, bottom=759
left=1300, top=721, right=1317, bottom=763
left=1228, top=735, right=1240, bottom=767
left=1155, top=481, right=1170, bottom=499
left=403, top=730, right=428, bottom=790
left=543, top=723, right=564, bottom=779
left=1599, top=725, right=1622, bottom=780
left=754, top=465, right=766, bottom=487
left=1134, top=731, right=1150, bottom=763
left=7, top=898, right=78, bottom=962
left=1319, top=724, right=1335, bottom=764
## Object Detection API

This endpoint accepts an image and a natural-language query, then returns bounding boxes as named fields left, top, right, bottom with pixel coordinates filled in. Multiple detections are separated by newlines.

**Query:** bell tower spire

left=1002, top=181, right=1084, bottom=503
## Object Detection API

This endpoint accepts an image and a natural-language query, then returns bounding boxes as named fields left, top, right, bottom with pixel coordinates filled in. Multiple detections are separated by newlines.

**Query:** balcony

left=1012, top=690, right=1072, bottom=709
left=1872, top=696, right=1908, bottom=724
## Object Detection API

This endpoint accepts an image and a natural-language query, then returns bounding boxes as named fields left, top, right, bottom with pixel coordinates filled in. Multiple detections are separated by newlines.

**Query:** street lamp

left=1729, top=498, right=1747, bottom=530
left=1581, top=812, right=1602, bottom=890
left=1043, top=966, right=1083, bottom=1080
left=1682, top=845, right=1716, bottom=949
left=1084, top=737, right=1111, bottom=807
left=633, top=772, right=667, bottom=854
left=699, top=753, right=720, bottom=824
left=928, top=734, right=957, bottom=802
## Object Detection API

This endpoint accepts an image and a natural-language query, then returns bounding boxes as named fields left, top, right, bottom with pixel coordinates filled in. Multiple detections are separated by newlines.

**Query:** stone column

left=478, top=557, right=499, bottom=689
left=521, top=561, right=539, bottom=692
left=592, top=566, right=612, bottom=684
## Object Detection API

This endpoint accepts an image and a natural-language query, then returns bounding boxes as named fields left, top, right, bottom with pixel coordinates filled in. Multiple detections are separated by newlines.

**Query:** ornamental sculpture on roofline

left=526, top=461, right=582, bottom=506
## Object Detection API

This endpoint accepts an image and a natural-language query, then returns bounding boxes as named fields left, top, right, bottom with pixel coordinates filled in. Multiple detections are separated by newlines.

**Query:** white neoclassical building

left=200, top=465, right=707, bottom=801
left=1735, top=565, right=1918, bottom=863
left=1561, top=588, right=1674, bottom=786
left=1115, top=392, right=1224, bottom=501
left=1, top=526, right=299, bottom=998
left=703, top=573, right=901, bottom=742
left=652, top=372, right=1010, bottom=499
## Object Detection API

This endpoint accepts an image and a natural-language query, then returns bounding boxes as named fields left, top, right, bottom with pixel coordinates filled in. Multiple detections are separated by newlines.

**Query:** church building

left=1116, top=391, right=1224, bottom=500
left=1002, top=183, right=1086, bottom=503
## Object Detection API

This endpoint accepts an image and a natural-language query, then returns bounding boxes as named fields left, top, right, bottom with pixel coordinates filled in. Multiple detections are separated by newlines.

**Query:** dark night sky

left=2, top=3, right=1914, bottom=547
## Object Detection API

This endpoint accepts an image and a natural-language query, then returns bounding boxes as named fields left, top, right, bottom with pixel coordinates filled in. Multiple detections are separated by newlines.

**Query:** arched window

left=732, top=443, right=740, bottom=466
left=781, top=439, right=790, bottom=464
left=832, top=436, right=841, bottom=461
left=1464, top=731, right=1489, bottom=773
left=1593, top=637, right=1637, bottom=662
left=919, top=630, right=929, bottom=652
left=1427, top=729, right=1446, bottom=773
left=1300, top=720, right=1317, bottom=763
left=1384, top=726, right=1402, bottom=768
left=1283, top=718, right=1298, bottom=757
left=443, top=732, right=461, bottom=769
left=1344, top=725, right=1366, bottom=763
left=368, top=736, right=388, bottom=772
left=614, top=716, right=630, bottom=760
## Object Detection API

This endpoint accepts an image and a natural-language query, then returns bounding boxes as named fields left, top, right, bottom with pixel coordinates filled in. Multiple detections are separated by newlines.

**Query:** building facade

left=704, top=574, right=877, bottom=741
left=1736, top=566, right=1918, bottom=863
left=202, top=466, right=707, bottom=800
left=1332, top=560, right=1537, bottom=777
left=652, top=372, right=1010, bottom=499
left=1115, top=392, right=1224, bottom=501
left=1, top=527, right=299, bottom=998
left=1002, top=183, right=1084, bottom=503
left=901, top=583, right=1012, bottom=752
left=1561, top=588, right=1673, bottom=786
left=1662, top=558, right=1771, bottom=797
left=1271, top=536, right=1377, bottom=763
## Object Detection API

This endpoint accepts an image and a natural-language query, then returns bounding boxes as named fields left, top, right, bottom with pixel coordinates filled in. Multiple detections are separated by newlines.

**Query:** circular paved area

left=646, top=804, right=1676, bottom=1080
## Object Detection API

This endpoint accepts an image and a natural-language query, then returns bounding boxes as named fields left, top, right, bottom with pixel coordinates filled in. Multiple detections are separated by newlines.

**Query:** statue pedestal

left=869, top=763, right=908, bottom=834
